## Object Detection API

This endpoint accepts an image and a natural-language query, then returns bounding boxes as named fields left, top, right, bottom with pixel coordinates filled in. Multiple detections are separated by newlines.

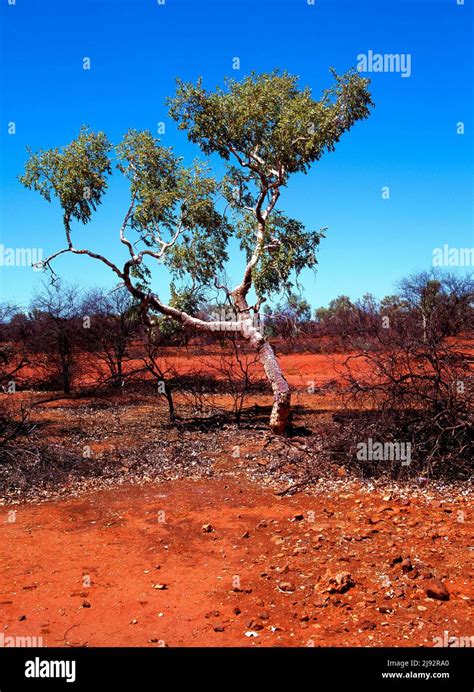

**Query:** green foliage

left=117, top=130, right=232, bottom=285
left=237, top=212, right=324, bottom=298
left=380, top=294, right=409, bottom=314
left=264, top=292, right=312, bottom=336
left=285, top=293, right=312, bottom=322
left=169, top=69, right=372, bottom=298
left=357, top=292, right=379, bottom=314
left=164, top=163, right=232, bottom=284
left=116, top=129, right=181, bottom=232
left=168, top=69, right=373, bottom=179
left=314, top=295, right=354, bottom=322
left=19, top=126, right=112, bottom=224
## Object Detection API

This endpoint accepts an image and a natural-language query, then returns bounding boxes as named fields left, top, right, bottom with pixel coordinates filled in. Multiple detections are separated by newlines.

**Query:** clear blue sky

left=0, top=0, right=472, bottom=311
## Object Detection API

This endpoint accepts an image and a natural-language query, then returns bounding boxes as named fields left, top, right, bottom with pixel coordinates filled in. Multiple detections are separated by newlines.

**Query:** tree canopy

left=20, top=69, right=373, bottom=310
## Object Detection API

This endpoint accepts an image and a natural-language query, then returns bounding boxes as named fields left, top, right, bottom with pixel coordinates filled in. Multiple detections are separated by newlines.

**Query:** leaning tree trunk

left=140, top=293, right=292, bottom=435
left=240, top=318, right=291, bottom=434
left=258, top=340, right=291, bottom=434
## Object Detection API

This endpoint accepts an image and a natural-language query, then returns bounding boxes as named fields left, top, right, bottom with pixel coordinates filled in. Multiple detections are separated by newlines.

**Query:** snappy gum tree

left=20, top=69, right=373, bottom=434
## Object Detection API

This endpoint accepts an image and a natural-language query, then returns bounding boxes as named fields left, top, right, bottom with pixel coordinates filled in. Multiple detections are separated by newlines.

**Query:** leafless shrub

left=25, top=282, right=84, bottom=393
left=133, top=325, right=178, bottom=421
left=81, top=286, right=141, bottom=391
left=332, top=314, right=473, bottom=479
left=200, top=334, right=268, bottom=425
left=0, top=304, right=30, bottom=392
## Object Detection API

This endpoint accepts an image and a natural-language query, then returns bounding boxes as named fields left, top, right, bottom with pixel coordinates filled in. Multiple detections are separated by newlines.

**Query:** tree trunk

left=62, top=359, right=71, bottom=394
left=163, top=383, right=175, bottom=422
left=239, top=315, right=291, bottom=434
left=138, top=292, right=293, bottom=434
left=258, top=340, right=291, bottom=434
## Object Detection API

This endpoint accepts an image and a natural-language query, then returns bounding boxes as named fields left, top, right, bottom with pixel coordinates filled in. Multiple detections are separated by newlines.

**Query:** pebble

left=426, top=580, right=450, bottom=601
left=278, top=582, right=296, bottom=593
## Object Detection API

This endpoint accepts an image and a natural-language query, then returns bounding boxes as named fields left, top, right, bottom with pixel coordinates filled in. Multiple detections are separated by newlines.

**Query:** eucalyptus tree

left=19, top=69, right=373, bottom=433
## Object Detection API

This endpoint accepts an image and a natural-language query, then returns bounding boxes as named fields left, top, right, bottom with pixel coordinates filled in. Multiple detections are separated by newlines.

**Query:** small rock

left=368, top=517, right=381, bottom=525
left=426, top=580, right=450, bottom=601
left=205, top=610, right=221, bottom=618
left=153, top=583, right=167, bottom=590
left=400, top=557, right=413, bottom=573
left=278, top=582, right=296, bottom=593
left=322, top=572, right=356, bottom=594
left=202, top=524, right=214, bottom=533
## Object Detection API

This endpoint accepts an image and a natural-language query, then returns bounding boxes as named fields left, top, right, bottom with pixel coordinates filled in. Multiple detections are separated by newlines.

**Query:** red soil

left=18, top=348, right=370, bottom=390
left=1, top=477, right=471, bottom=647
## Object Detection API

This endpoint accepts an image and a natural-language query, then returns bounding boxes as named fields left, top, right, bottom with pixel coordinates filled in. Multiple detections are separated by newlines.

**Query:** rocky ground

left=0, top=396, right=472, bottom=647
left=1, top=475, right=472, bottom=647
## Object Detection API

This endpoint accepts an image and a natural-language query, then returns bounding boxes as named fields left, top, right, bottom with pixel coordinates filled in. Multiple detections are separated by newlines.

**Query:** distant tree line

left=259, top=270, right=472, bottom=353
left=1, top=270, right=472, bottom=397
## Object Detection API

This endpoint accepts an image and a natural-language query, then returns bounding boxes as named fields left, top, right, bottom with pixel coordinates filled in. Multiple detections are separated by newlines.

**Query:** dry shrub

left=331, top=327, right=473, bottom=479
